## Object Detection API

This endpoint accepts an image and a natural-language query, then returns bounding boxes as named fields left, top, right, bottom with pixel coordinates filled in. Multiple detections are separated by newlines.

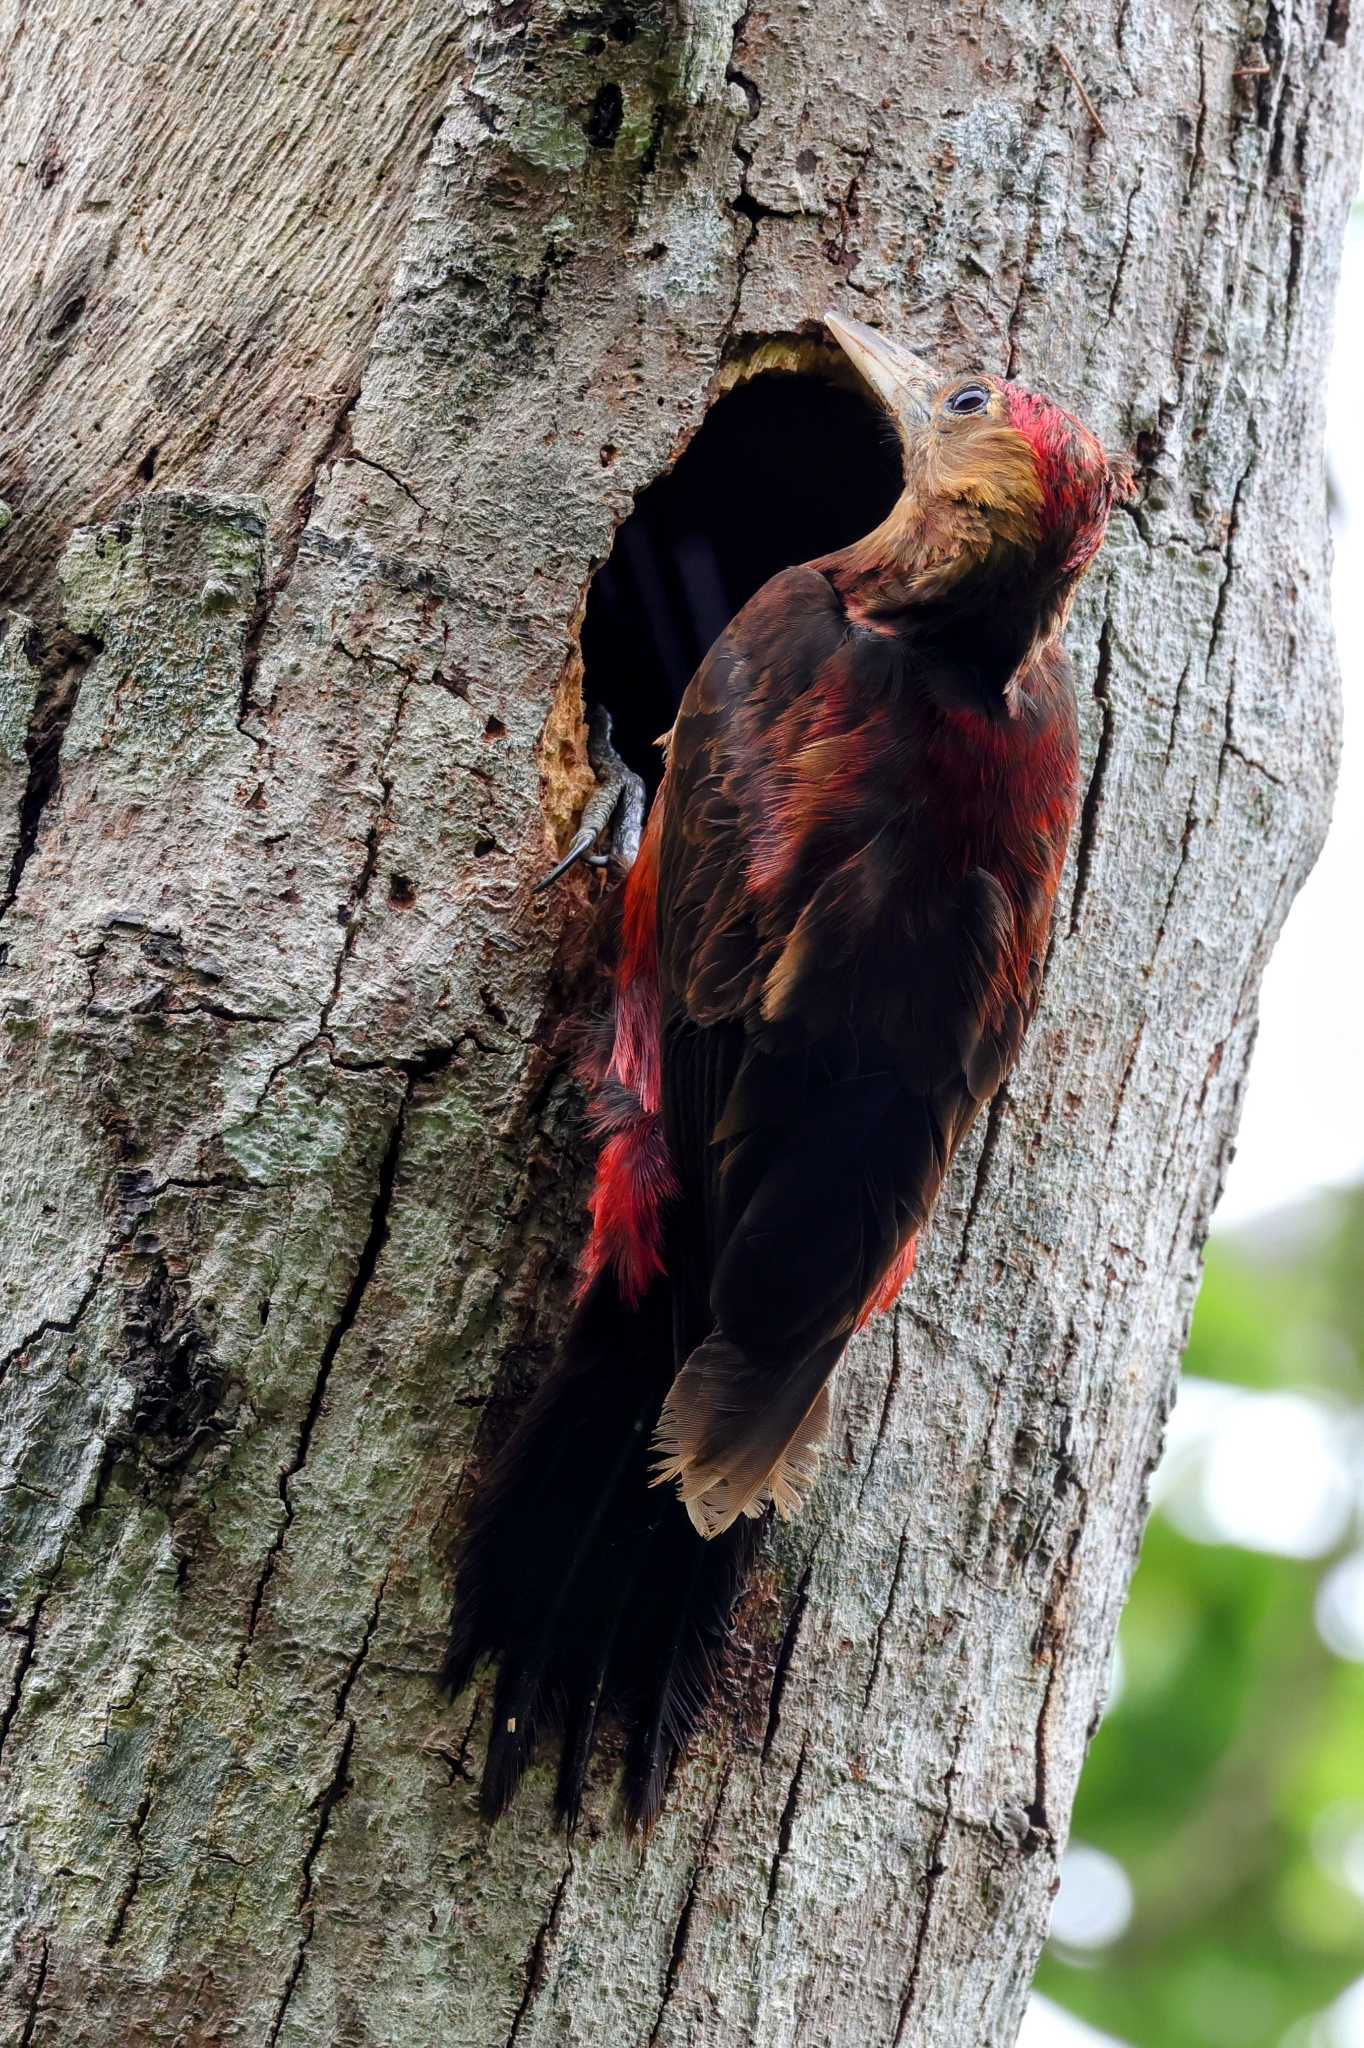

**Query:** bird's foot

left=534, top=704, right=646, bottom=893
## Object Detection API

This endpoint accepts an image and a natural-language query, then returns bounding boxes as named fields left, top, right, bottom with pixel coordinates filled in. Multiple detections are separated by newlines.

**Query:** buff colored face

left=912, top=377, right=1049, bottom=556
left=825, top=311, right=1127, bottom=581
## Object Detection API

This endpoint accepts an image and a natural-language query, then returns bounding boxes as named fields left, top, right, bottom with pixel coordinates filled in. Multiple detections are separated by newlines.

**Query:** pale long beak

left=824, top=311, right=937, bottom=427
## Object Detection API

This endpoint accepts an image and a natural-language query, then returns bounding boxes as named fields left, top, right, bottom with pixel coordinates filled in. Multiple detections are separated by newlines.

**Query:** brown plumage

left=446, top=315, right=1132, bottom=1826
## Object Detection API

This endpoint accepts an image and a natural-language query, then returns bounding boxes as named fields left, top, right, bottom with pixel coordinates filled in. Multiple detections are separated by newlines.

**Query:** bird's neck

left=822, top=510, right=1063, bottom=724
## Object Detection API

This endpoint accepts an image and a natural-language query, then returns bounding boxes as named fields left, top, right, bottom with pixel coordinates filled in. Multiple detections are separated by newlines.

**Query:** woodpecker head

left=826, top=312, right=1133, bottom=610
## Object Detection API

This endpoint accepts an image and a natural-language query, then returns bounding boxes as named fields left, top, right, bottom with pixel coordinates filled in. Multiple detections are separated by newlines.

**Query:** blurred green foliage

left=1037, top=1187, right=1364, bottom=2048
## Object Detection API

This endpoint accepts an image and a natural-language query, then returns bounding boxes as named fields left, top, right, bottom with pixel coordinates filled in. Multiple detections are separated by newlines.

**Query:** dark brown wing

left=650, top=567, right=1071, bottom=1535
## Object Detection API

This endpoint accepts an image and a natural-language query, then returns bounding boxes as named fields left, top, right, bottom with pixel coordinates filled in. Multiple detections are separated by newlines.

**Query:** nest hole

left=580, top=367, right=901, bottom=796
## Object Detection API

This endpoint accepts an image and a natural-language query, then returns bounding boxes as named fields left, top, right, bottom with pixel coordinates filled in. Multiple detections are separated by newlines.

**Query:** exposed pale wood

left=0, top=0, right=467, bottom=615
left=1, top=1, right=1361, bottom=2044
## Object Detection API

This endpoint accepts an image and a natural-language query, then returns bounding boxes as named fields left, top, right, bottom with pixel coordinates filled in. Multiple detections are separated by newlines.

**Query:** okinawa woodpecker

left=446, top=314, right=1133, bottom=1829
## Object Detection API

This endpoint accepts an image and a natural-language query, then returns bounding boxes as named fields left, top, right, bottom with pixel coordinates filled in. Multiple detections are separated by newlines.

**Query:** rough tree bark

left=1, top=1, right=1360, bottom=2043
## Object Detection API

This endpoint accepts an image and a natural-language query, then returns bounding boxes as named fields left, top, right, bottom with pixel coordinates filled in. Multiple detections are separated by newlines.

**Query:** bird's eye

left=946, top=384, right=990, bottom=416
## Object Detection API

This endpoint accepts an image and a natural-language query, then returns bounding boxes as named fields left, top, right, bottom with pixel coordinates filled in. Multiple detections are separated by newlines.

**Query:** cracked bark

left=895, top=1719, right=970, bottom=2047
left=237, top=1091, right=410, bottom=1669
left=0, top=1, right=1360, bottom=2044
left=644, top=1760, right=735, bottom=2048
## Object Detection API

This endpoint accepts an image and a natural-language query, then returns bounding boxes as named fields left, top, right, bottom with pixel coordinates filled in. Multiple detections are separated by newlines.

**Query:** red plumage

left=446, top=327, right=1131, bottom=1828
left=578, top=807, right=671, bottom=1305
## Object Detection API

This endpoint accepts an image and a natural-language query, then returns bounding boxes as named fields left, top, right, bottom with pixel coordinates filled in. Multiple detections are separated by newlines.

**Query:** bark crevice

left=893, top=1714, right=969, bottom=2047
left=861, top=1522, right=914, bottom=1715
left=17, top=1934, right=49, bottom=2048
left=956, top=1090, right=1011, bottom=1275
left=237, top=385, right=361, bottom=733
left=1067, top=614, right=1117, bottom=936
left=265, top=1724, right=358, bottom=2048
left=237, top=1092, right=409, bottom=1669
left=762, top=1741, right=808, bottom=1924
left=0, top=627, right=100, bottom=922
left=760, top=1563, right=813, bottom=1767
left=645, top=1761, right=735, bottom=2048
left=104, top=1783, right=155, bottom=1951
left=505, top=1862, right=574, bottom=2048
left=858, top=1314, right=908, bottom=1511
left=0, top=1594, right=48, bottom=1769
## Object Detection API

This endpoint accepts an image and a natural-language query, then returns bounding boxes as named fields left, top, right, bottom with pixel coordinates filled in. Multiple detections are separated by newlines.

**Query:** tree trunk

left=1, top=1, right=1359, bottom=2042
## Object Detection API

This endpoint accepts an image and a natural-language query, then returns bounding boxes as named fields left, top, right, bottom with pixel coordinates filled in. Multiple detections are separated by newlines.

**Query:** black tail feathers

left=443, top=1273, right=759, bottom=1831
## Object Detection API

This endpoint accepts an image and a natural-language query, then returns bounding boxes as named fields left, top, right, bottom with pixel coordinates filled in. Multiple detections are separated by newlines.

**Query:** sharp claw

left=534, top=707, right=649, bottom=893
left=532, top=827, right=596, bottom=894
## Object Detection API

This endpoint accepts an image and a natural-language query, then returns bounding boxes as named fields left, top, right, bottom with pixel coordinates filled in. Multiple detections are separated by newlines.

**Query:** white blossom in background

left=1158, top=1381, right=1358, bottom=1558
left=1048, top=1846, right=1135, bottom=1955
left=1019, top=1994, right=1132, bottom=2048
left=1316, top=1551, right=1364, bottom=1661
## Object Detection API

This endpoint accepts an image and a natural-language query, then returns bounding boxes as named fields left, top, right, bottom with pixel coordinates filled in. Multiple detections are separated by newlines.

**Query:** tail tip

left=438, top=1623, right=481, bottom=1701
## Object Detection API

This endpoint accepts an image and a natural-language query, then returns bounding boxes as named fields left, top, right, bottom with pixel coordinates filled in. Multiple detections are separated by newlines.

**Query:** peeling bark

left=1, top=0, right=1361, bottom=2043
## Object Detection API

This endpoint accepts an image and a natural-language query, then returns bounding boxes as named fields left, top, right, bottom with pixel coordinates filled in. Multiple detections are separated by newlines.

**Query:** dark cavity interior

left=580, top=369, right=902, bottom=794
